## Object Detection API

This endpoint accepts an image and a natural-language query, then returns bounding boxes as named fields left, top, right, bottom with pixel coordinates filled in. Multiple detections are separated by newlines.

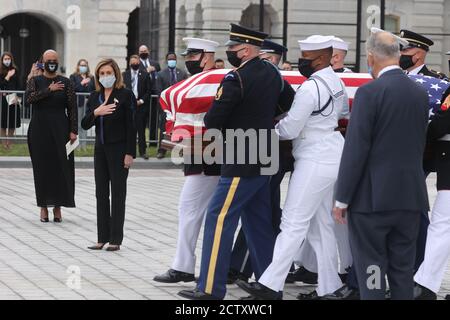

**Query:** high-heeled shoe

left=53, top=208, right=62, bottom=223
left=88, top=243, right=107, bottom=250
left=40, top=209, right=49, bottom=223
left=106, top=245, right=121, bottom=252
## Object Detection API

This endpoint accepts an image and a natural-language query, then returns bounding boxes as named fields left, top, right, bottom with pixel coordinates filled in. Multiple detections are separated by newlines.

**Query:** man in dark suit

left=139, top=45, right=161, bottom=146
left=333, top=30, right=430, bottom=300
left=155, top=53, right=189, bottom=159
left=123, top=55, right=152, bottom=159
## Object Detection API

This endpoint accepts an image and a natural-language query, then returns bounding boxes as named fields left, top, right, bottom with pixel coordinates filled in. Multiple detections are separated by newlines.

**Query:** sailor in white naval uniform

left=237, top=35, right=347, bottom=299
left=153, top=38, right=221, bottom=284
left=294, top=36, right=353, bottom=279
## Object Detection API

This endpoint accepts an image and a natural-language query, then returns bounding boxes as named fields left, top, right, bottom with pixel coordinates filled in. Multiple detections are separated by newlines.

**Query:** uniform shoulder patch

left=215, top=85, right=224, bottom=101
left=224, top=72, right=236, bottom=80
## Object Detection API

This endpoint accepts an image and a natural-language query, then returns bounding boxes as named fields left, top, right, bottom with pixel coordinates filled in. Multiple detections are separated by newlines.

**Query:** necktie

left=132, top=72, right=139, bottom=98
left=170, top=69, right=177, bottom=85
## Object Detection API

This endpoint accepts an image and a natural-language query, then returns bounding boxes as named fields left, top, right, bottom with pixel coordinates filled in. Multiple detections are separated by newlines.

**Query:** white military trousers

left=172, top=174, right=220, bottom=274
left=259, top=159, right=343, bottom=296
left=414, top=190, right=450, bottom=293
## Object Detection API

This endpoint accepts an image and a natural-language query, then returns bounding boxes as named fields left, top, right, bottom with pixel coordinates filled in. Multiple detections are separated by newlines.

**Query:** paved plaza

left=0, top=168, right=448, bottom=300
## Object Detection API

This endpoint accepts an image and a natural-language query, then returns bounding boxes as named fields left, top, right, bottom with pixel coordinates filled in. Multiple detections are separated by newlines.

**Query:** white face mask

left=3, top=59, right=11, bottom=67
left=99, top=75, right=116, bottom=89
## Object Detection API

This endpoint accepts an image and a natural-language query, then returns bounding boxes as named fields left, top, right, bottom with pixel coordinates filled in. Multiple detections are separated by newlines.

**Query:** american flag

left=160, top=70, right=448, bottom=141
left=407, top=75, right=450, bottom=117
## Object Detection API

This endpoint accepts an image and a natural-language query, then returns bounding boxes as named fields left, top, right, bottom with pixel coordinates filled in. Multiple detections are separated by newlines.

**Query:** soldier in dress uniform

left=153, top=38, right=221, bottom=284
left=228, top=39, right=296, bottom=285
left=178, top=24, right=290, bottom=300
left=399, top=29, right=449, bottom=81
left=400, top=29, right=449, bottom=274
left=237, top=35, right=348, bottom=300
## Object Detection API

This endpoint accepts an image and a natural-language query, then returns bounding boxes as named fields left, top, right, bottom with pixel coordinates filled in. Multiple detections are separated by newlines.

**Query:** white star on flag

left=416, top=78, right=426, bottom=84
left=430, top=83, right=442, bottom=91
left=436, top=99, right=441, bottom=105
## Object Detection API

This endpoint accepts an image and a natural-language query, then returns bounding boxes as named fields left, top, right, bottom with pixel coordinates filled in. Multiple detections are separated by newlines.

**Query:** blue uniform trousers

left=197, top=176, right=275, bottom=299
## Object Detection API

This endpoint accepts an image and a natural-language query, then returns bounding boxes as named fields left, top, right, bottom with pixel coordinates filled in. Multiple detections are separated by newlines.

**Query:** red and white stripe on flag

left=160, top=69, right=373, bottom=141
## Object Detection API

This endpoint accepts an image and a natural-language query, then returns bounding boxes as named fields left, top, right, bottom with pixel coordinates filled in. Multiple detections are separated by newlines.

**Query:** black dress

left=26, top=75, right=78, bottom=208
left=0, top=71, right=21, bottom=129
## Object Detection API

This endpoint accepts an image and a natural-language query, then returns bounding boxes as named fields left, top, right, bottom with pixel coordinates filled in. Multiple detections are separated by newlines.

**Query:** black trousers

left=229, top=163, right=290, bottom=278
left=94, top=142, right=129, bottom=245
left=136, top=107, right=149, bottom=156
left=349, top=210, right=420, bottom=300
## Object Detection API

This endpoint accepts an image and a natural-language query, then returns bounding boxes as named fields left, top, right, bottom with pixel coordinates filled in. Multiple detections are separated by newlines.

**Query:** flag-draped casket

left=160, top=70, right=450, bottom=142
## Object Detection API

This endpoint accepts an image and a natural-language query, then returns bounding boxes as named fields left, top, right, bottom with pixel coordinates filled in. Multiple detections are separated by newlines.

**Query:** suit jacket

left=140, top=59, right=161, bottom=92
left=156, top=67, right=189, bottom=95
left=335, top=68, right=429, bottom=213
left=122, top=69, right=152, bottom=109
left=81, top=88, right=137, bottom=157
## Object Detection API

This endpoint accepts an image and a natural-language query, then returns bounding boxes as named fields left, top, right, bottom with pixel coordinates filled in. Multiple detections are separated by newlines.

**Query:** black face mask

left=226, top=49, right=245, bottom=68
left=399, top=55, right=415, bottom=70
left=185, top=53, right=205, bottom=75
left=130, top=64, right=140, bottom=71
left=45, top=61, right=59, bottom=74
left=139, top=53, right=149, bottom=60
left=298, top=58, right=316, bottom=78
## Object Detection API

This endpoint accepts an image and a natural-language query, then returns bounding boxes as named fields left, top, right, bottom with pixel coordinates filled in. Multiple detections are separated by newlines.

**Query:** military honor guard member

left=153, top=37, right=222, bottom=284
left=178, top=24, right=290, bottom=300
left=399, top=29, right=448, bottom=81
left=331, top=37, right=353, bottom=73
left=399, top=29, right=449, bottom=273
left=238, top=35, right=348, bottom=300
left=228, top=39, right=296, bottom=285
left=414, top=85, right=450, bottom=300
left=293, top=35, right=354, bottom=287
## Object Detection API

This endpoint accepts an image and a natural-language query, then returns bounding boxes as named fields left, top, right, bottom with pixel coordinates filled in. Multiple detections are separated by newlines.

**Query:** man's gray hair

left=366, top=32, right=400, bottom=60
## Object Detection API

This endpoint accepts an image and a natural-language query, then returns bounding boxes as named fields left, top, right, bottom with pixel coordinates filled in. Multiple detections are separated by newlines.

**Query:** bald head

left=43, top=50, right=58, bottom=62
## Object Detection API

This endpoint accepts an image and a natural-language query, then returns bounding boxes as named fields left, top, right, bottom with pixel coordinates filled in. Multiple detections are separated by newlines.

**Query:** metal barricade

left=0, top=90, right=162, bottom=148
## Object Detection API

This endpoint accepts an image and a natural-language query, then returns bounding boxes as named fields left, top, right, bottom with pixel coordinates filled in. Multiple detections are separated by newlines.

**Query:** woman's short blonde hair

left=94, top=58, right=125, bottom=92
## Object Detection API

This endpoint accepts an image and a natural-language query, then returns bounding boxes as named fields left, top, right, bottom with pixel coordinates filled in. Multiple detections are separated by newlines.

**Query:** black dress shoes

left=236, top=280, right=282, bottom=300
left=414, top=283, right=437, bottom=300
left=285, top=266, right=318, bottom=285
left=227, top=269, right=249, bottom=285
left=178, top=288, right=220, bottom=300
left=297, top=290, right=320, bottom=300
left=153, top=269, right=196, bottom=283
left=321, top=285, right=360, bottom=300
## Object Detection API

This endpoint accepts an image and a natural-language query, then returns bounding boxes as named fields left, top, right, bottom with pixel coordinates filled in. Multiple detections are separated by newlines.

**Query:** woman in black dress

left=26, top=50, right=78, bottom=223
left=0, top=52, right=20, bottom=149
left=82, top=58, right=136, bottom=252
